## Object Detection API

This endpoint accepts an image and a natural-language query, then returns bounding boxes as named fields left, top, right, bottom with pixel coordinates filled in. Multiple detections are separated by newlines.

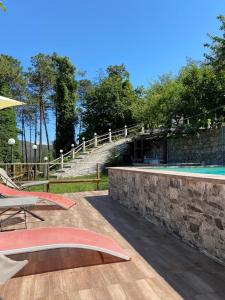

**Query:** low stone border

left=109, top=167, right=225, bottom=264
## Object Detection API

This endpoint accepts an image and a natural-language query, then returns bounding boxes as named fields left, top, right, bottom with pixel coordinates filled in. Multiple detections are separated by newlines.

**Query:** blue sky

left=1, top=0, right=225, bottom=86
left=1, top=0, right=225, bottom=143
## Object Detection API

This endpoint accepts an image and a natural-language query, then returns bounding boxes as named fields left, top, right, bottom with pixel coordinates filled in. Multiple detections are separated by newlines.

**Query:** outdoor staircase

left=49, top=124, right=142, bottom=178
left=53, top=138, right=130, bottom=178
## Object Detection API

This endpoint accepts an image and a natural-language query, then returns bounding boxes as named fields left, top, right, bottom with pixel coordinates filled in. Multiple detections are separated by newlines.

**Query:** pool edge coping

left=108, top=167, right=225, bottom=184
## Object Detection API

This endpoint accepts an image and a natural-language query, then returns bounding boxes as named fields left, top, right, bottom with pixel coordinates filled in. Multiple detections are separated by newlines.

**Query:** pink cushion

left=0, top=227, right=129, bottom=261
left=0, top=183, right=75, bottom=209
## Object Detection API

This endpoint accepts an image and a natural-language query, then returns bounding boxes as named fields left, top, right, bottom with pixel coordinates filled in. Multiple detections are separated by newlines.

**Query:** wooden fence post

left=19, top=162, right=22, bottom=176
left=26, top=164, right=30, bottom=181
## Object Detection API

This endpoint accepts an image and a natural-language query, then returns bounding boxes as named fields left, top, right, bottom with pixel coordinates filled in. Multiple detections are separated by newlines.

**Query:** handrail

left=49, top=124, right=141, bottom=168
left=0, top=125, right=141, bottom=177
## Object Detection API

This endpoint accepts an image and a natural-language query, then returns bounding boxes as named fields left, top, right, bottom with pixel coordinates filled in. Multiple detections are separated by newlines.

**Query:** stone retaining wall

left=109, top=167, right=225, bottom=264
left=167, top=126, right=225, bottom=165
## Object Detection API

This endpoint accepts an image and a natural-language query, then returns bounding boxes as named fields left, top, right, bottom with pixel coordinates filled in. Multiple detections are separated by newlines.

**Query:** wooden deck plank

left=107, top=284, right=127, bottom=300
left=0, top=190, right=225, bottom=299
left=92, top=286, right=112, bottom=300
left=79, top=289, right=96, bottom=300
left=136, top=279, right=162, bottom=300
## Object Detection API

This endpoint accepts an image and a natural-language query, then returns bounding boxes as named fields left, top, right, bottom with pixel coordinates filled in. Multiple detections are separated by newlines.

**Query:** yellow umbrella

left=0, top=95, right=25, bottom=110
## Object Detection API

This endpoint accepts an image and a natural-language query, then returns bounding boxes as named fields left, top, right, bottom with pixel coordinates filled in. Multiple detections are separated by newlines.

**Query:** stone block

left=109, top=167, right=225, bottom=264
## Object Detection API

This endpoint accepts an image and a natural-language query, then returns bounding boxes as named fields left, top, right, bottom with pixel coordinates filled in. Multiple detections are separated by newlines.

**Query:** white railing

left=49, top=124, right=142, bottom=170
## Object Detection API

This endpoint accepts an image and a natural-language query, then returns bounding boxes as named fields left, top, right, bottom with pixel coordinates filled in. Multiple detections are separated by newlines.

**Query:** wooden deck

left=0, top=190, right=225, bottom=299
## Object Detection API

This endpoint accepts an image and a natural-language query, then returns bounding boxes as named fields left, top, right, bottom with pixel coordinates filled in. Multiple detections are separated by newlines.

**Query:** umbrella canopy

left=0, top=96, right=25, bottom=110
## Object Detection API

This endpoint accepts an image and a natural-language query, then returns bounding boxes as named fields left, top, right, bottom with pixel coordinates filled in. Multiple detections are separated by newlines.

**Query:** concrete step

left=53, top=138, right=130, bottom=178
left=63, top=165, right=72, bottom=169
left=55, top=169, right=66, bottom=173
left=76, top=153, right=89, bottom=159
left=49, top=174, right=58, bottom=179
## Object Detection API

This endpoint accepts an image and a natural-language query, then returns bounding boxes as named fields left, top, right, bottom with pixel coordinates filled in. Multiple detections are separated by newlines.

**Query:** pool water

left=143, top=166, right=225, bottom=175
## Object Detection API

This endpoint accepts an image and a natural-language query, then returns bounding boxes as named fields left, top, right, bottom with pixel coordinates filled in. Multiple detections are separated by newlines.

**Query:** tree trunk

left=39, top=102, right=43, bottom=162
left=21, top=114, right=28, bottom=163
left=30, top=124, right=32, bottom=163
left=23, top=123, right=28, bottom=164
left=42, top=103, right=50, bottom=152
left=54, top=107, right=58, bottom=158
left=34, top=112, right=37, bottom=145
left=78, top=117, right=82, bottom=144
left=21, top=115, right=24, bottom=162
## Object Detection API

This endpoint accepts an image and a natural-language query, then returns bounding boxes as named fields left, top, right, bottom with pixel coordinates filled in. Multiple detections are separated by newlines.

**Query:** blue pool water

left=143, top=166, right=225, bottom=175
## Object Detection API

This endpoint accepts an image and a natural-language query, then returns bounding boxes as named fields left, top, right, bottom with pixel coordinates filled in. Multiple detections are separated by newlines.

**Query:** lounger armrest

left=20, top=181, right=49, bottom=189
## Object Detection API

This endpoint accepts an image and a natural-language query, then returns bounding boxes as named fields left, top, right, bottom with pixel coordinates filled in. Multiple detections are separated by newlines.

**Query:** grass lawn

left=30, top=173, right=109, bottom=194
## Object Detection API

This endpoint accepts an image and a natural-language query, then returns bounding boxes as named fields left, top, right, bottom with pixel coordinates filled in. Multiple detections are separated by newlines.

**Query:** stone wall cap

left=108, top=167, right=225, bottom=184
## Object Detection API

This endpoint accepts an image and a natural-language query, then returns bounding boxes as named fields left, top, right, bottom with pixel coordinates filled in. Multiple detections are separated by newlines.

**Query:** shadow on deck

left=86, top=194, right=225, bottom=300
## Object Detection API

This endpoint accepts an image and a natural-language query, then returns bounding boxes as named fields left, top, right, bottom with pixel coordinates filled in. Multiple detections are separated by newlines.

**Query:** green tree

left=52, top=54, right=78, bottom=154
left=131, top=86, right=147, bottom=126
left=27, top=54, right=55, bottom=161
left=82, top=64, right=138, bottom=137
left=77, top=79, right=92, bottom=140
left=178, top=62, right=225, bottom=130
left=133, top=62, right=225, bottom=135
left=133, top=75, right=183, bottom=129
left=0, top=55, right=26, bottom=162
left=204, top=15, right=225, bottom=71
left=0, top=1, right=6, bottom=11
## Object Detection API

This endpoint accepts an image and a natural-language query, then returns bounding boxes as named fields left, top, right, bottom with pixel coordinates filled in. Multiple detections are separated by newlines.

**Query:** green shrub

left=105, top=148, right=125, bottom=167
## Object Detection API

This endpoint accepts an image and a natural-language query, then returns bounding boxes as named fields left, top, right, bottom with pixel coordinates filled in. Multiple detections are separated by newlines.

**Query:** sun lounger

left=0, top=254, right=28, bottom=285
left=0, top=227, right=129, bottom=259
left=0, top=167, right=49, bottom=190
left=0, top=183, right=75, bottom=209
left=0, top=227, right=129, bottom=276
left=0, top=197, right=43, bottom=229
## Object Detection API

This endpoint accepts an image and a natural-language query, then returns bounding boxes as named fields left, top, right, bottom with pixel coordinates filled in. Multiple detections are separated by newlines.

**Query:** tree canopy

left=27, top=54, right=56, bottom=161
left=0, top=1, right=6, bottom=12
left=132, top=15, right=225, bottom=135
left=81, top=64, right=138, bottom=137
left=132, top=62, right=225, bottom=134
left=204, top=15, right=225, bottom=71
left=53, top=54, right=78, bottom=154
left=1, top=14, right=225, bottom=163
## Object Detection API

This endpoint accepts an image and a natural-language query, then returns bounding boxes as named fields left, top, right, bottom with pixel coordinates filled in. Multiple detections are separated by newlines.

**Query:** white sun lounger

left=0, top=167, right=49, bottom=190
left=0, top=228, right=129, bottom=277
left=0, top=197, right=44, bottom=229
left=0, top=197, right=39, bottom=208
left=0, top=254, right=28, bottom=285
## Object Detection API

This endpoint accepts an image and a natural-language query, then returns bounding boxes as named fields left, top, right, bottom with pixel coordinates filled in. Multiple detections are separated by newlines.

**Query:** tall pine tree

left=52, top=54, right=78, bottom=154
left=27, top=54, right=55, bottom=161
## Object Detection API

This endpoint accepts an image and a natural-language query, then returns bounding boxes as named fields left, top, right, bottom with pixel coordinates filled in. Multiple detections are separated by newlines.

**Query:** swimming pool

left=142, top=166, right=225, bottom=175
